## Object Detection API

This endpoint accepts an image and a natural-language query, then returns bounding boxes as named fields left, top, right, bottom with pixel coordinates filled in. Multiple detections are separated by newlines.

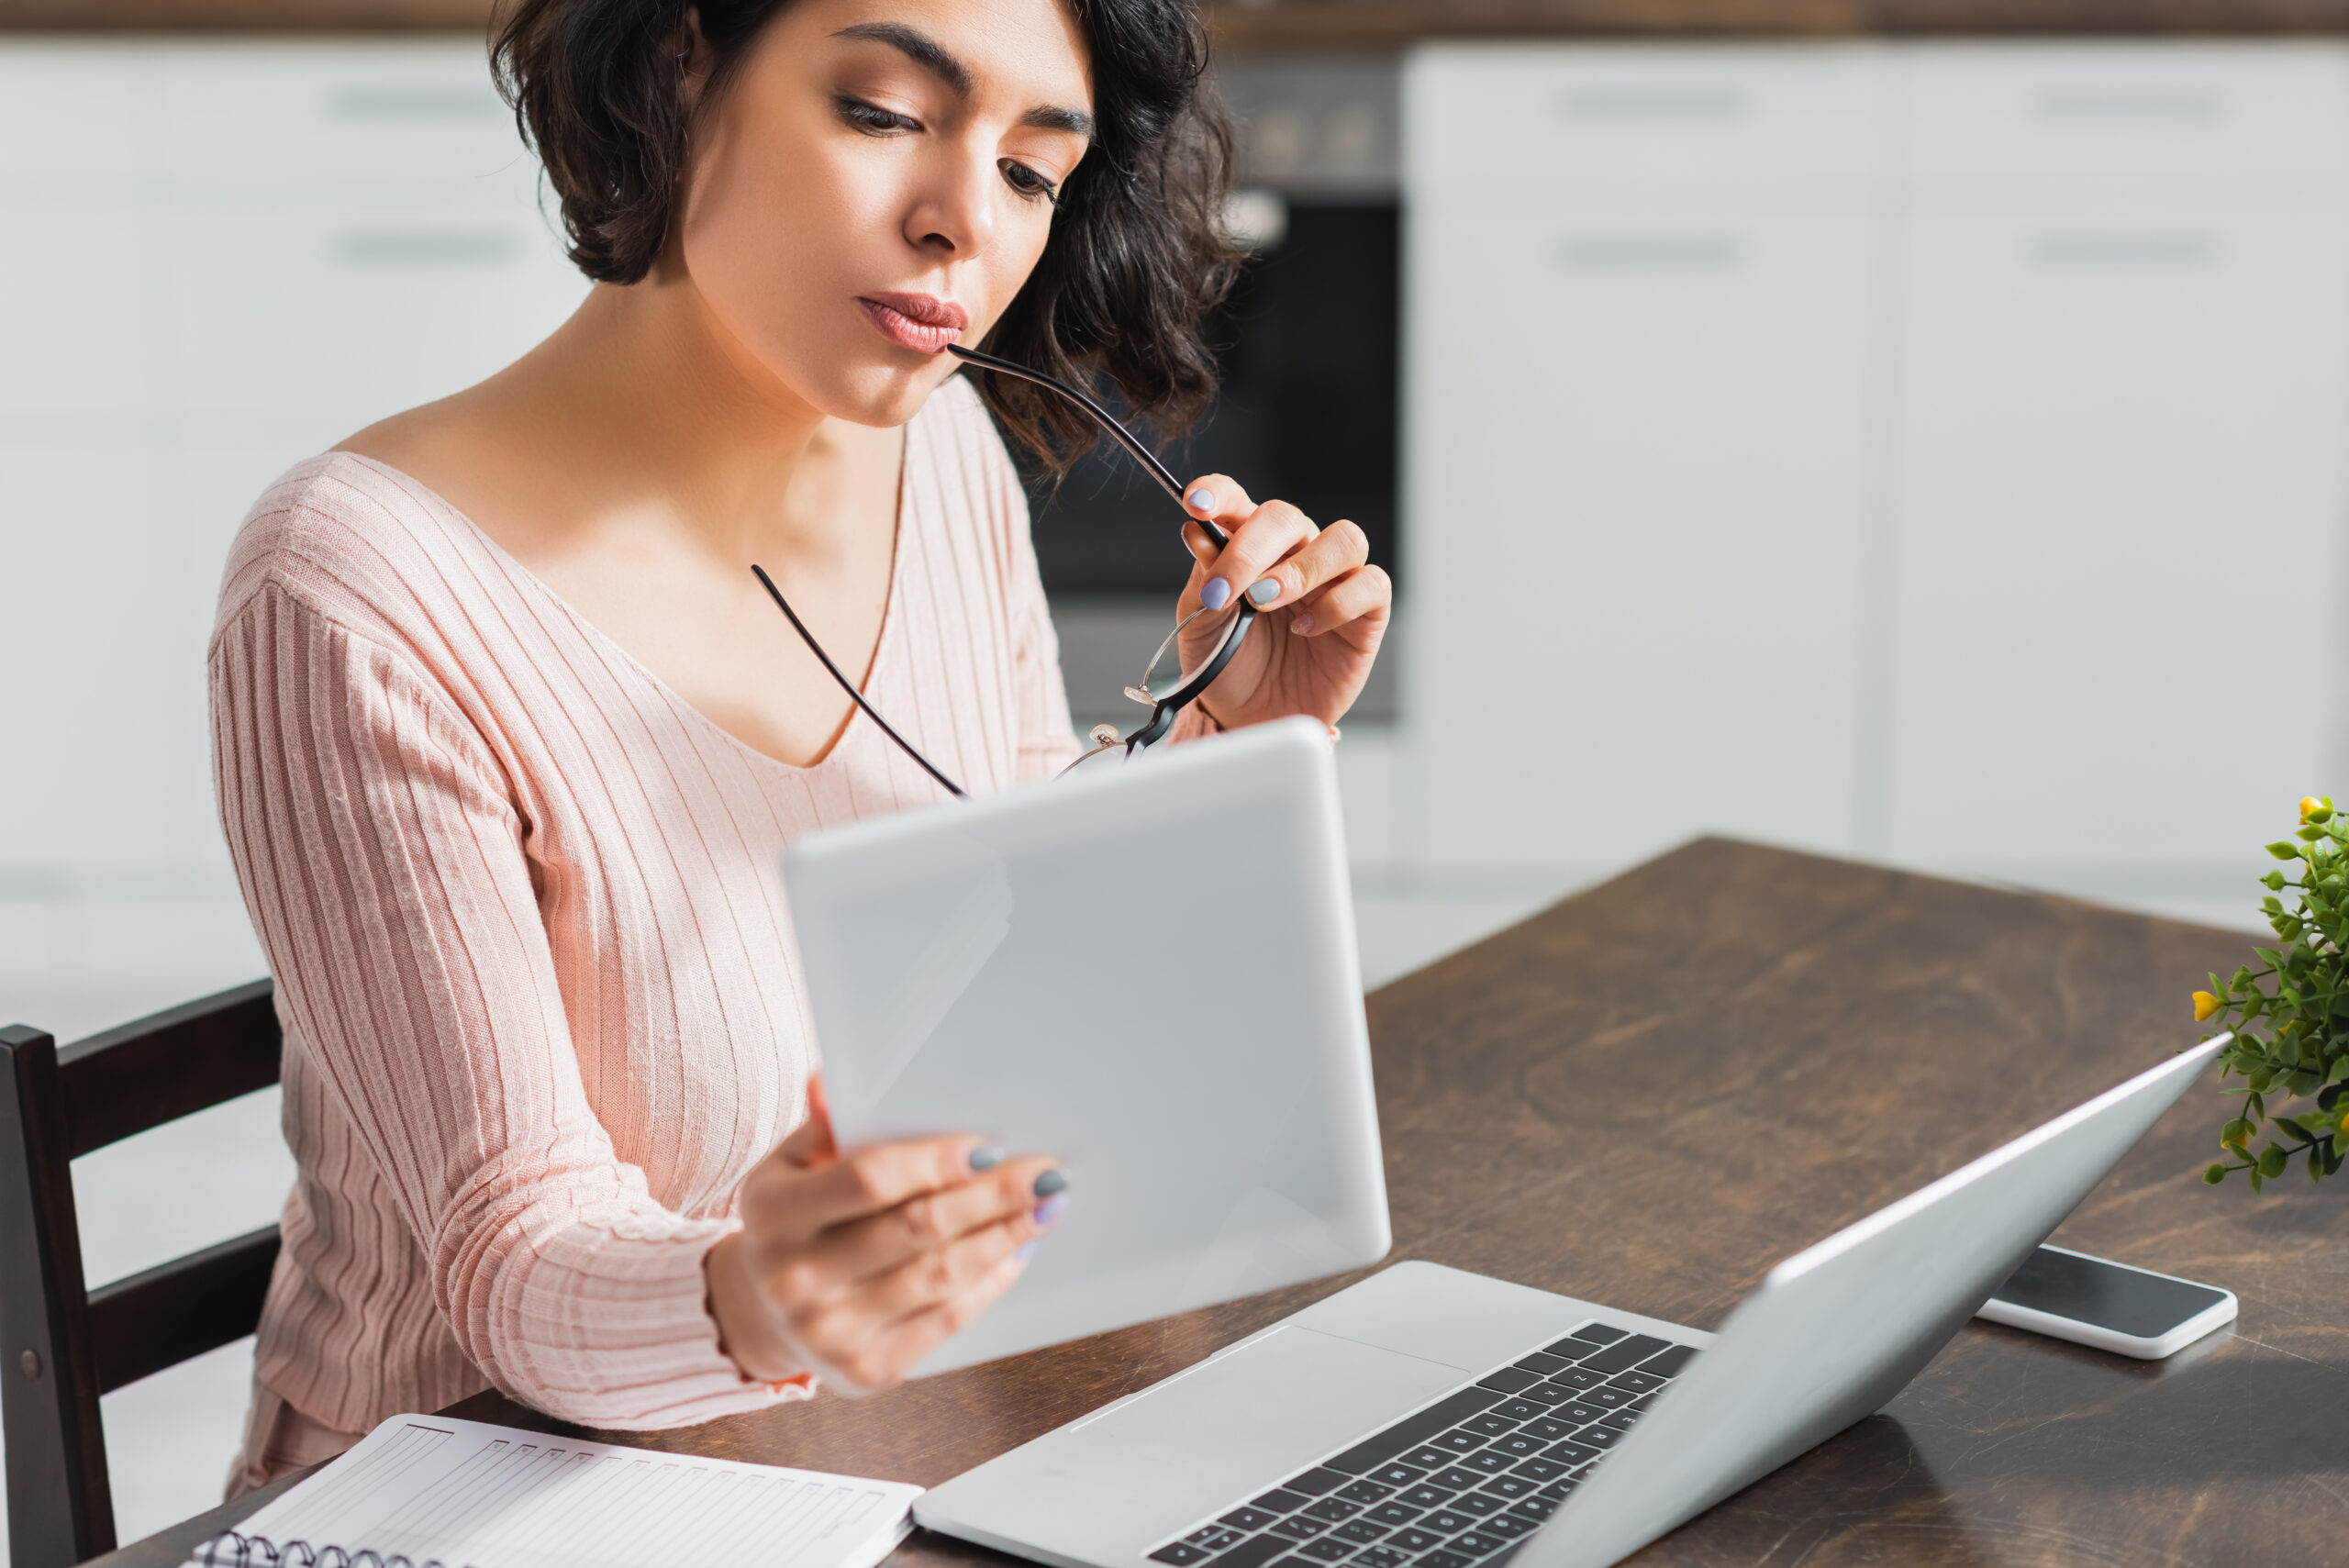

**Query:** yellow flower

left=2193, top=990, right=2224, bottom=1022
left=2302, top=795, right=2333, bottom=824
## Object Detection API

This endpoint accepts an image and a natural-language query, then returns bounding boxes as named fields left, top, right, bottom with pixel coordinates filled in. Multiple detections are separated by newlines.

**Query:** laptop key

left=1201, top=1537, right=1292, bottom=1568
left=1601, top=1409, right=1641, bottom=1431
left=1148, top=1545, right=1208, bottom=1565
left=1255, top=1488, right=1315, bottom=1512
left=1431, top=1467, right=1486, bottom=1490
left=1366, top=1501, right=1424, bottom=1526
left=1475, top=1367, right=1543, bottom=1395
left=1478, top=1513, right=1539, bottom=1540
left=1388, top=1528, right=1448, bottom=1551
left=1536, top=1478, right=1578, bottom=1500
left=1353, top=1551, right=1409, bottom=1568
left=1460, top=1451, right=1514, bottom=1474
left=1508, top=1496, right=1561, bottom=1523
left=1452, top=1531, right=1514, bottom=1557
left=1542, top=1440, right=1604, bottom=1466
left=1335, top=1519, right=1391, bottom=1543
left=1640, top=1344, right=1698, bottom=1378
left=1297, top=1542, right=1354, bottom=1563
left=1488, top=1433, right=1544, bottom=1459
left=1479, top=1473, right=1538, bottom=1499
left=1324, top=1388, right=1505, bottom=1476
left=1575, top=1335, right=1670, bottom=1375
left=1400, top=1446, right=1455, bottom=1471
left=1566, top=1323, right=1628, bottom=1346
left=1418, top=1551, right=1475, bottom=1568
left=1421, top=1509, right=1479, bottom=1533
left=1608, top=1370, right=1666, bottom=1395
left=1337, top=1480, right=1395, bottom=1505
left=1286, top=1467, right=1353, bottom=1496
left=1520, top=1417, right=1575, bottom=1442
left=1580, top=1386, right=1636, bottom=1410
left=1448, top=1490, right=1502, bottom=1517
left=1574, top=1425, right=1624, bottom=1450
left=1544, top=1368, right=1606, bottom=1391
left=1511, top=1351, right=1573, bottom=1375
left=1303, top=1498, right=1360, bottom=1523
left=1462, top=1412, right=1519, bottom=1438
left=1367, top=1462, right=1427, bottom=1488
left=1493, top=1397, right=1548, bottom=1422
left=1553, top=1401, right=1609, bottom=1425
left=1516, top=1384, right=1575, bottom=1407
left=1220, top=1508, right=1281, bottom=1530
left=1433, top=1430, right=1486, bottom=1453
left=1509, top=1456, right=1571, bottom=1482
left=1187, top=1526, right=1248, bottom=1550
left=1398, top=1484, right=1454, bottom=1508
left=1270, top=1516, right=1330, bottom=1540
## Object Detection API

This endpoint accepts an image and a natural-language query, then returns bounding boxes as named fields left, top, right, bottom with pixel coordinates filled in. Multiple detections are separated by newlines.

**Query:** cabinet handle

left=1557, top=234, right=1741, bottom=272
left=2034, top=88, right=2222, bottom=125
left=335, top=230, right=516, bottom=266
left=1556, top=85, right=1744, bottom=122
left=2031, top=232, right=2215, bottom=270
left=328, top=86, right=502, bottom=121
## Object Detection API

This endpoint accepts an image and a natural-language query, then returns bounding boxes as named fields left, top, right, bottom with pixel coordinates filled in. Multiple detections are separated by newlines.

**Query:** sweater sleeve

left=211, top=576, right=811, bottom=1427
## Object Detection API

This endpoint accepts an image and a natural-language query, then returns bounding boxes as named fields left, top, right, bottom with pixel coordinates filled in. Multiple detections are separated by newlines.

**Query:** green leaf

left=2251, top=1168, right=2266, bottom=1195
left=2223, top=1118, right=2253, bottom=1148
left=2204, top=1162, right=2228, bottom=1184
left=2267, top=870, right=2290, bottom=891
left=2275, top=1114, right=2313, bottom=1140
left=2300, top=826, right=2326, bottom=842
left=2330, top=1057, right=2349, bottom=1086
left=2261, top=1145, right=2290, bottom=1178
left=2250, top=1069, right=2276, bottom=1093
left=2271, top=841, right=2305, bottom=861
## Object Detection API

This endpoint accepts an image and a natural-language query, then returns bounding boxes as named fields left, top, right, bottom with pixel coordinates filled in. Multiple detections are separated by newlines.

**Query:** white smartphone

left=1976, top=1243, right=2237, bottom=1359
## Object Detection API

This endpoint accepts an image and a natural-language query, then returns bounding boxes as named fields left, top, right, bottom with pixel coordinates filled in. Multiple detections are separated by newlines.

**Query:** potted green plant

left=2196, top=796, right=2349, bottom=1191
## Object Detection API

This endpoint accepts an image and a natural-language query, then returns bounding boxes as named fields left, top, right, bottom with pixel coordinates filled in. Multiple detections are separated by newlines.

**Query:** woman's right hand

left=705, top=1078, right=1065, bottom=1392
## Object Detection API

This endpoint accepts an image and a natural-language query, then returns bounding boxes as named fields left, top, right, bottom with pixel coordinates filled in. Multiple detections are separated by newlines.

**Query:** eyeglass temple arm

left=750, top=564, right=967, bottom=797
left=947, top=344, right=1231, bottom=550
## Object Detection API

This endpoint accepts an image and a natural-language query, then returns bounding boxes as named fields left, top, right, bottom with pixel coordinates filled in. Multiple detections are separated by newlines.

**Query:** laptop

left=913, top=1034, right=2228, bottom=1568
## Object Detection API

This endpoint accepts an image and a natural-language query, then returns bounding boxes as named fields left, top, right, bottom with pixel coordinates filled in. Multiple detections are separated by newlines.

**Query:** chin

left=807, top=356, right=959, bottom=430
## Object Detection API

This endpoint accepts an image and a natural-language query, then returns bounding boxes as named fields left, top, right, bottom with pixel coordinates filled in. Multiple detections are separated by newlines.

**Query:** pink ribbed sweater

left=208, top=378, right=1106, bottom=1443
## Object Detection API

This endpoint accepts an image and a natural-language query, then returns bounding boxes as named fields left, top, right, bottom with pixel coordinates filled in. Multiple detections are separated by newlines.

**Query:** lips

left=858, top=293, right=969, bottom=354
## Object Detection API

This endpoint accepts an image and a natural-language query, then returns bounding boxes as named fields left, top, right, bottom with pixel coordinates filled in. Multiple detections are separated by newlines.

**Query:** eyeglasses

left=751, top=343, right=1256, bottom=796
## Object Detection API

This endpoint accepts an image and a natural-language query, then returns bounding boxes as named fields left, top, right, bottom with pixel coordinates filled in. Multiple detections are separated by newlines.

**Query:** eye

left=836, top=95, right=919, bottom=135
left=999, top=159, right=1060, bottom=206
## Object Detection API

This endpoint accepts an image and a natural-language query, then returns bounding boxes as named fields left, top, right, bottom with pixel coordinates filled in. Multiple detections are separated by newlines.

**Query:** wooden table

left=96, top=840, right=2349, bottom=1567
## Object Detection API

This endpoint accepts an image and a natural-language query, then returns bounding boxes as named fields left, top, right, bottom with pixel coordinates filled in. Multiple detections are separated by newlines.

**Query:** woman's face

left=674, top=0, right=1094, bottom=427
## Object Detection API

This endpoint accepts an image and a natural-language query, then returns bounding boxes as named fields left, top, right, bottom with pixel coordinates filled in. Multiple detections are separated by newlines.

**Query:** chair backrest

left=1, top=979, right=282, bottom=1568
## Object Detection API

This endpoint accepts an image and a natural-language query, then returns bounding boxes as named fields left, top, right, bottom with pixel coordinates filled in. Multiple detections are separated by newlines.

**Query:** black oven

left=1022, top=55, right=1401, bottom=727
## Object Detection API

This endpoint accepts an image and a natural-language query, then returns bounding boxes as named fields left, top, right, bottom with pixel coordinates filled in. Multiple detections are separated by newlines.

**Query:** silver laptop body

left=916, top=1032, right=2227, bottom=1568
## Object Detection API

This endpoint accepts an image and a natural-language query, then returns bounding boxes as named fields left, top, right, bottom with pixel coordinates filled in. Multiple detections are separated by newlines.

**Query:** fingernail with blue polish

left=1247, top=578, right=1281, bottom=606
left=1032, top=1169, right=1069, bottom=1199
left=1186, top=487, right=1215, bottom=512
left=1032, top=1194, right=1068, bottom=1227
left=1201, top=577, right=1231, bottom=612
left=967, top=1145, right=1004, bottom=1173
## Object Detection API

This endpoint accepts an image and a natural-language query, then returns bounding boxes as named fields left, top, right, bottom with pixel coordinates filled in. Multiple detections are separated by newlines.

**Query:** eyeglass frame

left=750, top=343, right=1257, bottom=797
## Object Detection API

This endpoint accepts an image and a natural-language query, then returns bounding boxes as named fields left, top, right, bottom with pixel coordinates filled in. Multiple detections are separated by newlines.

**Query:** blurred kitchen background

left=5, top=0, right=2343, bottom=1555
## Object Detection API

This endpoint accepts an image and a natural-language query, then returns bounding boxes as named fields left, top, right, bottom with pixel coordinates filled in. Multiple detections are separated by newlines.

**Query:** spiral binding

left=192, top=1529, right=450, bottom=1568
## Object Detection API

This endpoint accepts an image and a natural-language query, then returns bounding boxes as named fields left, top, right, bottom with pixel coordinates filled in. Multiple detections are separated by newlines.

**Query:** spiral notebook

left=183, top=1413, right=920, bottom=1568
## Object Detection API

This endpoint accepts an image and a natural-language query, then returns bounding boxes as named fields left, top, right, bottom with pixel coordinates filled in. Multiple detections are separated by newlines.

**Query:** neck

left=512, top=257, right=833, bottom=564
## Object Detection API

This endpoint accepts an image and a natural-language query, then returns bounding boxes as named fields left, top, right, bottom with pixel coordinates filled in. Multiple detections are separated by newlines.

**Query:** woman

left=212, top=0, right=1390, bottom=1490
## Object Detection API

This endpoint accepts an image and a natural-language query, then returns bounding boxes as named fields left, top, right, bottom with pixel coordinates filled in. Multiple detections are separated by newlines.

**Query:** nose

left=905, top=136, right=998, bottom=260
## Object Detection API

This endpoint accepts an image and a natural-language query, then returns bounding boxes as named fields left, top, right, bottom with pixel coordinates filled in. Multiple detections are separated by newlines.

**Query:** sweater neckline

left=329, top=423, right=918, bottom=783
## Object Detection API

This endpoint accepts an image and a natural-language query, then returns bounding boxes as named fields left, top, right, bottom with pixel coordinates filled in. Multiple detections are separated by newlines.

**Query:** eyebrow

left=833, top=22, right=1095, bottom=139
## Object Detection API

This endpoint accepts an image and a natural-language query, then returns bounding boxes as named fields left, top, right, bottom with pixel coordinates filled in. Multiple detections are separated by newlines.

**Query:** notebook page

left=185, top=1413, right=920, bottom=1568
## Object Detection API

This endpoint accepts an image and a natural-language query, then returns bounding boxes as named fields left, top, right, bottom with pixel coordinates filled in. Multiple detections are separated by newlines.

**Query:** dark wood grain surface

left=9, top=0, right=2349, bottom=38
left=90, top=840, right=2349, bottom=1567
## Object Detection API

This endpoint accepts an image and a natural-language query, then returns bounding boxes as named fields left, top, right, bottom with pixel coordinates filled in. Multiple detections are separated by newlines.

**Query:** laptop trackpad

left=915, top=1326, right=1469, bottom=1560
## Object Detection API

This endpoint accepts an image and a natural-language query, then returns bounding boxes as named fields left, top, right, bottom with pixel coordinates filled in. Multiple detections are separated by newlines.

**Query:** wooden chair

left=1, top=980, right=283, bottom=1568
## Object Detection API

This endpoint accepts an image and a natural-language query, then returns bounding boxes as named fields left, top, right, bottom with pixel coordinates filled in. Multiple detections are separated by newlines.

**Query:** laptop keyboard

left=1143, top=1323, right=1700, bottom=1568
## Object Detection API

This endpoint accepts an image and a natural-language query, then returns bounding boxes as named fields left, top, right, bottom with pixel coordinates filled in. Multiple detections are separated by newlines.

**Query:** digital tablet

left=782, top=716, right=1391, bottom=1375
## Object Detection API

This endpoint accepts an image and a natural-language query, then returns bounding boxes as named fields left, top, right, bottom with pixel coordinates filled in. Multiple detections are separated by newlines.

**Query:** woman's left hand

left=1174, top=475, right=1391, bottom=731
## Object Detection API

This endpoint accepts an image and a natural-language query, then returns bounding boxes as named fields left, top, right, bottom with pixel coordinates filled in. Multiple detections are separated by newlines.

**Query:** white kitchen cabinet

left=1405, top=46, right=1877, bottom=873
left=1403, top=39, right=2349, bottom=901
left=1883, top=97, right=2349, bottom=866
left=0, top=40, right=584, bottom=999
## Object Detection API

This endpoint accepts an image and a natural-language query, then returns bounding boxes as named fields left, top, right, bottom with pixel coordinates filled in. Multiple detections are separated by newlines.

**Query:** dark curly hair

left=489, top=0, right=1245, bottom=470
